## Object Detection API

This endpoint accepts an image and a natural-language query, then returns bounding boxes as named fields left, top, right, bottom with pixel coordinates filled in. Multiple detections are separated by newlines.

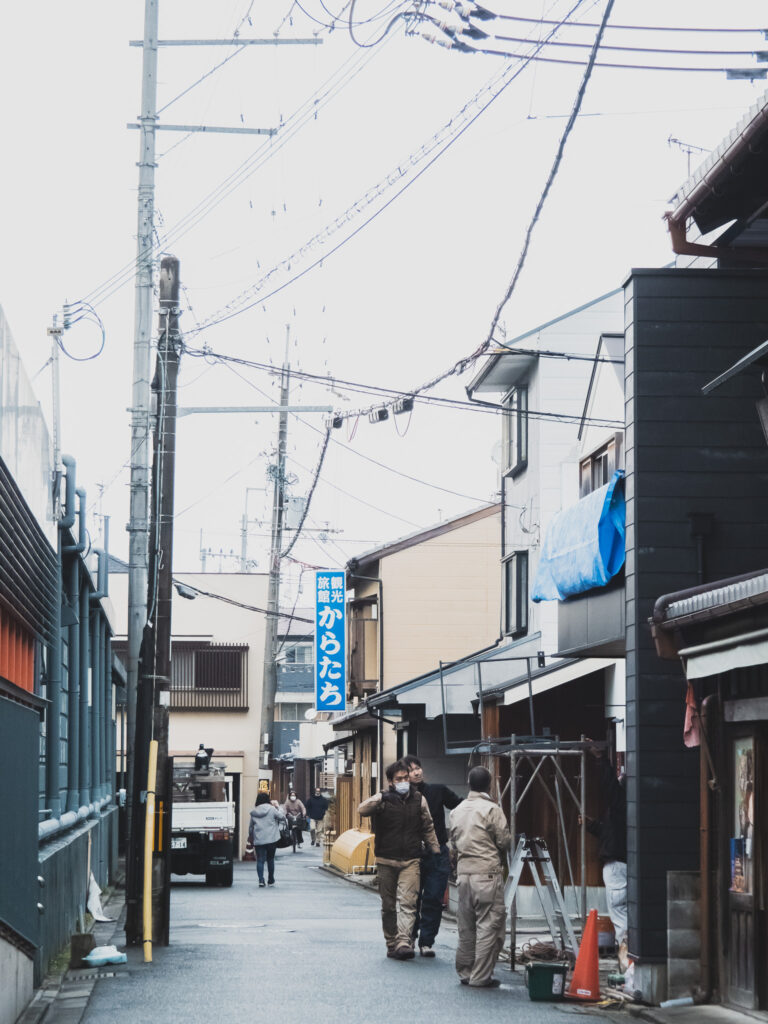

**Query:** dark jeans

left=255, top=842, right=277, bottom=883
left=413, top=844, right=451, bottom=947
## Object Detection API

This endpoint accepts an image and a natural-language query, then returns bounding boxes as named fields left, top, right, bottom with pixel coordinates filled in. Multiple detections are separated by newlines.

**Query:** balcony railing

left=170, top=643, right=249, bottom=710
left=276, top=663, right=314, bottom=692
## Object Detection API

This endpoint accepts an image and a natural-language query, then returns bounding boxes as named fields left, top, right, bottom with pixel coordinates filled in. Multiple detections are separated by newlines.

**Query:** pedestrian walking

left=403, top=754, right=461, bottom=957
left=305, top=787, right=329, bottom=846
left=283, top=790, right=307, bottom=849
left=248, top=792, right=287, bottom=888
left=580, top=740, right=628, bottom=971
left=449, top=765, right=511, bottom=988
left=358, top=759, right=440, bottom=961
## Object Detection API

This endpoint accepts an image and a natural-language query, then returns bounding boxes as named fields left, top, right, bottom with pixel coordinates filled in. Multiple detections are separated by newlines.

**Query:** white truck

left=171, top=761, right=235, bottom=886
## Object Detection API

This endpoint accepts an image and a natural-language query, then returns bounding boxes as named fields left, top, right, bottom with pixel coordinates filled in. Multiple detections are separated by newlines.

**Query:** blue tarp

left=531, top=470, right=625, bottom=602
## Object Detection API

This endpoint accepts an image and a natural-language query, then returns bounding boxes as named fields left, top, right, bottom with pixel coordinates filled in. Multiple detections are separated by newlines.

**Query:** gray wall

left=0, top=696, right=40, bottom=951
left=623, top=267, right=768, bottom=963
left=37, top=808, right=118, bottom=984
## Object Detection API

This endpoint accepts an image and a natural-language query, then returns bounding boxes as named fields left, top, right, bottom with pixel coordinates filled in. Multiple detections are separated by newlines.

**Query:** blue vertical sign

left=314, top=570, right=346, bottom=712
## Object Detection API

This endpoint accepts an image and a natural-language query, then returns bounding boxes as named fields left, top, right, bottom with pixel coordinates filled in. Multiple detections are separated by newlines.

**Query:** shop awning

left=679, top=627, right=768, bottom=680
left=497, top=657, right=618, bottom=705
left=532, top=471, right=625, bottom=602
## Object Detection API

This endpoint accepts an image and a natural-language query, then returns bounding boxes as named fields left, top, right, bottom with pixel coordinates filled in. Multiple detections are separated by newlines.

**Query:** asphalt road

left=83, top=841, right=605, bottom=1024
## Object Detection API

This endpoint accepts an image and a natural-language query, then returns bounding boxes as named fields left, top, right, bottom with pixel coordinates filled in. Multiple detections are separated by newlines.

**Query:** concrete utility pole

left=258, top=328, right=291, bottom=780
left=125, top=0, right=159, bottom=924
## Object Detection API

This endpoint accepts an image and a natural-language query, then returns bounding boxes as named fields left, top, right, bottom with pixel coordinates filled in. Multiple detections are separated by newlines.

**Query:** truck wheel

left=205, top=870, right=216, bottom=886
left=220, top=862, right=233, bottom=887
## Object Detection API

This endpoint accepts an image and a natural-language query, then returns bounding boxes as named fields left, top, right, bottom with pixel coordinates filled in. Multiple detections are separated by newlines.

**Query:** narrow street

left=82, top=844, right=601, bottom=1024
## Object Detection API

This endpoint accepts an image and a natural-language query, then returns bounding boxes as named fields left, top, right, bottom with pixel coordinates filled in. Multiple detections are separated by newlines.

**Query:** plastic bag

left=83, top=945, right=127, bottom=966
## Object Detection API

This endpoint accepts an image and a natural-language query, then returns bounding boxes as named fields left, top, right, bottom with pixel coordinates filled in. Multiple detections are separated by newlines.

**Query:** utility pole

left=258, top=328, right=291, bottom=782
left=125, top=0, right=159, bottom=944
left=147, top=256, right=181, bottom=946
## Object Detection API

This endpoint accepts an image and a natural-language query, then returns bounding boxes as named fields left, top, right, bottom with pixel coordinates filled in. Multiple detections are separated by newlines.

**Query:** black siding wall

left=624, top=268, right=768, bottom=963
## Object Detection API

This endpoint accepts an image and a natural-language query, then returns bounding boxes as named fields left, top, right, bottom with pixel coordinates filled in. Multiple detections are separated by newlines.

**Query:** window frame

left=503, top=550, right=529, bottom=639
left=579, top=431, right=623, bottom=497
left=502, top=386, right=528, bottom=479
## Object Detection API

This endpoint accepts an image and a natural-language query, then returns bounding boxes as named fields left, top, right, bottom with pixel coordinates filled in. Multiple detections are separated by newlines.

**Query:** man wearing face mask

left=359, top=759, right=440, bottom=961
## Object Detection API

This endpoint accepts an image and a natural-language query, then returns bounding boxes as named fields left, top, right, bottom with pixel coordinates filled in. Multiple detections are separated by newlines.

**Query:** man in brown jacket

left=358, top=759, right=440, bottom=960
left=449, top=765, right=511, bottom=988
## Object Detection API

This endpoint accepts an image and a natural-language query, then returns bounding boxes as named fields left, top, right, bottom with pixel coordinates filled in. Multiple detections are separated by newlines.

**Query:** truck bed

left=172, top=801, right=235, bottom=831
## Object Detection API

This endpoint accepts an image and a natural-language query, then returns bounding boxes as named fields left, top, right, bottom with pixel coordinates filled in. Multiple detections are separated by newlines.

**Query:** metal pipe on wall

left=64, top=487, right=87, bottom=813
left=79, top=571, right=91, bottom=808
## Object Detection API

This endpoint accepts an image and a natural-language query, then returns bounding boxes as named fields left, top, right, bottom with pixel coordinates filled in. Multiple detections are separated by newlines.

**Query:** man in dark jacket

left=359, top=759, right=440, bottom=960
left=403, top=754, right=462, bottom=957
left=580, top=742, right=627, bottom=970
left=305, top=788, right=329, bottom=846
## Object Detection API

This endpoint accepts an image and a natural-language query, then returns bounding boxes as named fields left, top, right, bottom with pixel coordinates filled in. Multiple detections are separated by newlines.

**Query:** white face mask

left=394, top=781, right=410, bottom=795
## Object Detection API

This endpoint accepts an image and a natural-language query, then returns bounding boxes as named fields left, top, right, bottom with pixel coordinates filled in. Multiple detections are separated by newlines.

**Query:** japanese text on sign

left=314, top=571, right=346, bottom=712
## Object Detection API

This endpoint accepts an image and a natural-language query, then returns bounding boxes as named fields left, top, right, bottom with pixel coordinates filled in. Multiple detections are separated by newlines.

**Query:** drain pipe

left=45, top=456, right=77, bottom=820
left=698, top=694, right=718, bottom=1003
left=91, top=520, right=110, bottom=803
left=64, top=487, right=87, bottom=814
left=79, top=553, right=92, bottom=811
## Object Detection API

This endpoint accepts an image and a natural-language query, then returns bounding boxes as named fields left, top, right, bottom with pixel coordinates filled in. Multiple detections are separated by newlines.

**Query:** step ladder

left=504, top=835, right=578, bottom=957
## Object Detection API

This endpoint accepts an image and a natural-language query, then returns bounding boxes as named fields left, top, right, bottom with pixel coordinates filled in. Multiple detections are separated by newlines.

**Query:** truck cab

left=171, top=761, right=235, bottom=886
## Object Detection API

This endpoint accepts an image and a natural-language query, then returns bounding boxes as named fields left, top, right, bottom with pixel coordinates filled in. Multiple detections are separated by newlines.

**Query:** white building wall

left=500, top=290, right=625, bottom=654
left=110, top=571, right=268, bottom=847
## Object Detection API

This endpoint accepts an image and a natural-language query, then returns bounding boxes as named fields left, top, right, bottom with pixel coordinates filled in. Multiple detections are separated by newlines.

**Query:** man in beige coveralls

left=359, top=759, right=440, bottom=960
left=449, top=765, right=511, bottom=988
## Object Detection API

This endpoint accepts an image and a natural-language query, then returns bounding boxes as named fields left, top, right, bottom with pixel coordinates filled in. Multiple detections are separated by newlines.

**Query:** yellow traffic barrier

left=330, top=829, right=375, bottom=874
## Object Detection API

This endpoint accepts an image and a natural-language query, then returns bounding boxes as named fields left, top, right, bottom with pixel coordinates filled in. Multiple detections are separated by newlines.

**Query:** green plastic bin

left=525, top=962, right=568, bottom=1001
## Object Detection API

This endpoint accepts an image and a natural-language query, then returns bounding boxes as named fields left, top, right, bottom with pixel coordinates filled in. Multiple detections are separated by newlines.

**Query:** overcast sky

left=2, top=0, right=767, bottom=593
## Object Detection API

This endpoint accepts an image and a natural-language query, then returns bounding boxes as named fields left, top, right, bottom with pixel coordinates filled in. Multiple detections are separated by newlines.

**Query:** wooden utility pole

left=126, top=257, right=181, bottom=945
left=258, top=329, right=291, bottom=782
left=148, top=255, right=181, bottom=945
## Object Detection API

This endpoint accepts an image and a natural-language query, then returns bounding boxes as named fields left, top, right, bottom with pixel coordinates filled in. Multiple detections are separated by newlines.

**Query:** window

left=275, top=702, right=312, bottom=721
left=502, top=387, right=528, bottom=477
left=279, top=642, right=313, bottom=666
left=579, top=432, right=623, bottom=497
left=504, top=551, right=528, bottom=638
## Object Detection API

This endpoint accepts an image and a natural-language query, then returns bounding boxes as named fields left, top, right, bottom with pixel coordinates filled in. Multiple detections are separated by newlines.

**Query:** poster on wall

left=314, top=570, right=346, bottom=713
left=731, top=738, right=754, bottom=894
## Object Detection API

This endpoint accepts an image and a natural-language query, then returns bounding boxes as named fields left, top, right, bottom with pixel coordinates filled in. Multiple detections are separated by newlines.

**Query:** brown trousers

left=376, top=860, right=420, bottom=949
left=455, top=873, right=506, bottom=985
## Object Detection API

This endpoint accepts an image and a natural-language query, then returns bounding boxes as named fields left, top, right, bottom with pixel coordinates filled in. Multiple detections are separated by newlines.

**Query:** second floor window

left=503, top=386, right=528, bottom=478
left=279, top=642, right=313, bottom=666
left=504, top=551, right=529, bottom=638
left=579, top=432, right=623, bottom=497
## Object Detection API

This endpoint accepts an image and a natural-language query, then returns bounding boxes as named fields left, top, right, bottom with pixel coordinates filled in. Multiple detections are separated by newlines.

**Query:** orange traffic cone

left=566, top=908, right=601, bottom=1001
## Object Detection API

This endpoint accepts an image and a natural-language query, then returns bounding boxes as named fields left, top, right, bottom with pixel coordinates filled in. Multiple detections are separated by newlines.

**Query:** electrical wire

left=462, top=46, right=763, bottom=73
left=184, top=2, right=594, bottom=337
left=491, top=34, right=764, bottom=57
left=281, top=427, right=332, bottom=557
left=471, top=11, right=768, bottom=33
left=172, top=577, right=315, bottom=621
left=82, top=29, right=390, bottom=312
left=183, top=343, right=623, bottom=428
left=483, top=0, right=615, bottom=349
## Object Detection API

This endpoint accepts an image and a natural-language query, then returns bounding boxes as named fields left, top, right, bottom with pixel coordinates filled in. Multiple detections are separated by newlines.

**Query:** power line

left=185, top=2, right=593, bottom=336
left=483, top=0, right=615, bottom=348
left=81, top=28, right=390, bottom=312
left=183, top=343, right=623, bottom=428
left=473, top=11, right=768, bottom=33
left=491, top=34, right=764, bottom=57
